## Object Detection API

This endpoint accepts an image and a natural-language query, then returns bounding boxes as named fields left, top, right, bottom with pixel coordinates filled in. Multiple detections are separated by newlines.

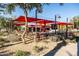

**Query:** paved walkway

left=54, top=43, right=77, bottom=56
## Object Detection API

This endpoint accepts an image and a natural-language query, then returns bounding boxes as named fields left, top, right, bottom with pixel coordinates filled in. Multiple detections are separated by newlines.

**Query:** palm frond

left=6, top=3, right=16, bottom=14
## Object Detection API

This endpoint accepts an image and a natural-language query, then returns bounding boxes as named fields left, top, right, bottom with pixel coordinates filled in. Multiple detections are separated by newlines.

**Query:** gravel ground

left=0, top=40, right=77, bottom=56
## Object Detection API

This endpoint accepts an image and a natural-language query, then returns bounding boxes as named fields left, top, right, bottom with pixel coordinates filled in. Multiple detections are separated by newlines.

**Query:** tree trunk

left=21, top=4, right=28, bottom=44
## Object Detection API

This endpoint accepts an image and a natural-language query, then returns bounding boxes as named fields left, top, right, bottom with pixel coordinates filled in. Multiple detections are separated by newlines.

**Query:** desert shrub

left=0, top=38, right=10, bottom=47
left=0, top=32, right=4, bottom=36
left=15, top=50, right=31, bottom=56
left=33, top=46, right=45, bottom=52
left=62, top=39, right=68, bottom=46
left=0, top=38, right=6, bottom=47
left=43, top=40, right=50, bottom=44
left=71, top=40, right=76, bottom=43
left=7, top=34, right=21, bottom=42
left=69, top=38, right=76, bottom=43
left=51, top=36, right=59, bottom=42
left=0, top=42, right=4, bottom=47
left=68, top=35, right=76, bottom=43
left=0, top=38, right=5, bottom=42
left=0, top=37, right=10, bottom=43
left=2, top=32, right=9, bottom=36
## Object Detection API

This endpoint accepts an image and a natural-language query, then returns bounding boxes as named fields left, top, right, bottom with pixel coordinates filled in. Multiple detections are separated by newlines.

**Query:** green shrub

left=15, top=50, right=31, bottom=56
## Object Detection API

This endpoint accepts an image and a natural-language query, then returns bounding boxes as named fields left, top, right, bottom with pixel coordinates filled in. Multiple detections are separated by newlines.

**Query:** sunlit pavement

left=54, top=43, right=77, bottom=56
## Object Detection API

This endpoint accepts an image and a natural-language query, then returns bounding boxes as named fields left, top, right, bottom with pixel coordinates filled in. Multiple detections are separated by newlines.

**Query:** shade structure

left=14, top=16, right=73, bottom=26
left=14, top=16, right=54, bottom=26
left=57, top=22, right=73, bottom=25
left=15, top=16, right=46, bottom=22
left=36, top=19, right=54, bottom=24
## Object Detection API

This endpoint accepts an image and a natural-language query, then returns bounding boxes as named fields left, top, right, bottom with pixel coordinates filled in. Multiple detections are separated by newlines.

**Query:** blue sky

left=3, top=3, right=79, bottom=22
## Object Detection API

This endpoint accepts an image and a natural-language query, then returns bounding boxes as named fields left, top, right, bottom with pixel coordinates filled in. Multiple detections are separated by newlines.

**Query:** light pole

left=58, top=16, right=61, bottom=33
left=35, top=9, right=38, bottom=32
left=54, top=15, right=61, bottom=34
left=34, top=9, right=38, bottom=42
left=55, top=15, right=57, bottom=34
left=66, top=18, right=68, bottom=39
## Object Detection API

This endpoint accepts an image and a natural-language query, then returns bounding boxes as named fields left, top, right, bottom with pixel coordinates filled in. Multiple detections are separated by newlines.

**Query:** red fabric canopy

left=57, top=22, right=73, bottom=25
left=15, top=16, right=36, bottom=22
left=14, top=16, right=73, bottom=26
left=36, top=19, right=54, bottom=24
left=15, top=16, right=54, bottom=23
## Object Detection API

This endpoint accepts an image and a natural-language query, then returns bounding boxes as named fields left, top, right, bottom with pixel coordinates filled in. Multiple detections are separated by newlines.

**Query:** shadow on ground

left=44, top=41, right=67, bottom=56
left=76, top=36, right=79, bottom=56
left=0, top=50, right=14, bottom=56
left=66, top=51, right=72, bottom=56
left=0, top=41, right=22, bottom=48
left=0, top=41, right=23, bottom=56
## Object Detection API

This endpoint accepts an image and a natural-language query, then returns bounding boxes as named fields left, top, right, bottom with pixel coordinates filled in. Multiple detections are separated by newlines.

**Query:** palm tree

left=6, top=3, right=46, bottom=44
left=34, top=4, right=44, bottom=42
left=72, top=16, right=79, bottom=28
left=34, top=4, right=49, bottom=42
left=0, top=16, right=12, bottom=33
